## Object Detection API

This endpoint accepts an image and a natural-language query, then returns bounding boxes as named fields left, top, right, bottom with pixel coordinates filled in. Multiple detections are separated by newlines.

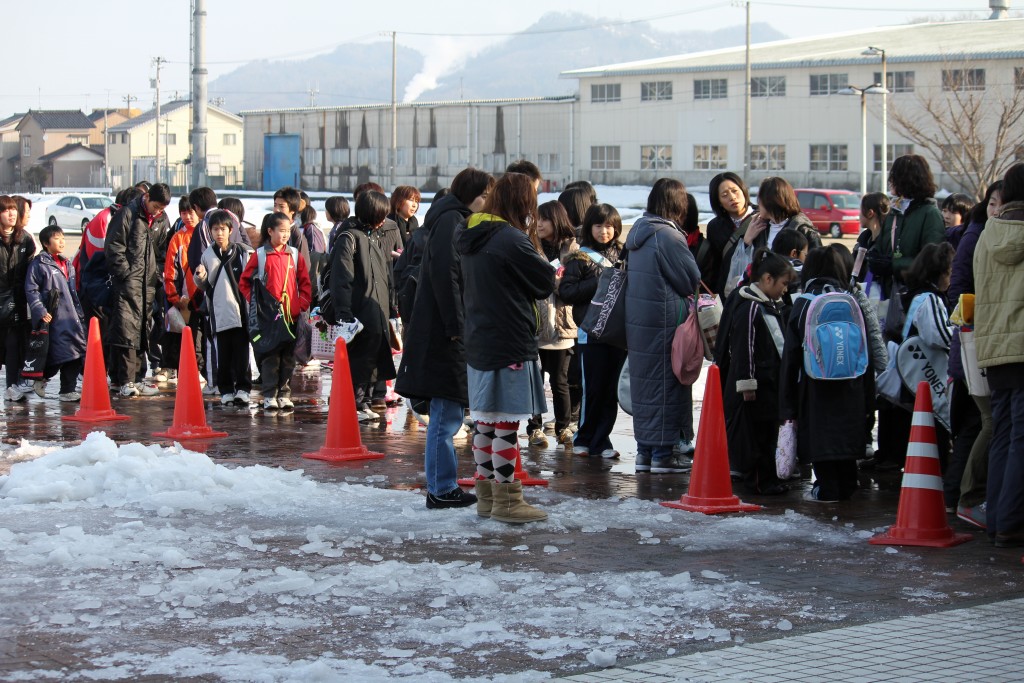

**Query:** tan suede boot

left=475, top=479, right=494, bottom=518
left=490, top=480, right=548, bottom=524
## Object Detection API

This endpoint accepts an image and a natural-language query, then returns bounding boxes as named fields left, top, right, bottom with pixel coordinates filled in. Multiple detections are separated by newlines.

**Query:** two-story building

left=13, top=110, right=104, bottom=190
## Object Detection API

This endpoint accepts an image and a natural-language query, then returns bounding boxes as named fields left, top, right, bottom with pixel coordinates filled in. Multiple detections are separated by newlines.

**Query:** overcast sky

left=4, top=0, right=1005, bottom=116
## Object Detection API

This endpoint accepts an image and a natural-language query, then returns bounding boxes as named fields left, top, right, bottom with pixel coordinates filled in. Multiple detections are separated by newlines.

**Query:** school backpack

left=799, top=288, right=869, bottom=381
left=248, top=246, right=299, bottom=355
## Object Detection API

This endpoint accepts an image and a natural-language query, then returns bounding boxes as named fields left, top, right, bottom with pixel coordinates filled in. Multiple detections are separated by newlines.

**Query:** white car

left=44, top=194, right=113, bottom=232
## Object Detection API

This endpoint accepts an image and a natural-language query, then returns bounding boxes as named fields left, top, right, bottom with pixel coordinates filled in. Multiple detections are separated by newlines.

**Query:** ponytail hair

left=861, top=192, right=890, bottom=221
left=751, top=247, right=796, bottom=282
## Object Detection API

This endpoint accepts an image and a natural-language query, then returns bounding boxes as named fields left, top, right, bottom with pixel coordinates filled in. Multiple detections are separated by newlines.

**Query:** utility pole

left=152, top=56, right=165, bottom=184
left=307, top=82, right=320, bottom=108
left=192, top=0, right=208, bottom=189
left=391, top=30, right=398, bottom=188
left=103, top=91, right=111, bottom=189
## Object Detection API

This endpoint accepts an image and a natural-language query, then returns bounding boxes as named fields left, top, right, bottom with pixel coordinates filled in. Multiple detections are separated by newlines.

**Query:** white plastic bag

left=724, top=242, right=753, bottom=299
left=959, top=328, right=990, bottom=397
left=617, top=358, right=632, bottom=415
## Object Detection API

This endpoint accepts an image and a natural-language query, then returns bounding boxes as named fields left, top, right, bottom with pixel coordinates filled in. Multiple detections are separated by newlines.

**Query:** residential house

left=0, top=113, right=24, bottom=191
left=14, top=110, right=96, bottom=190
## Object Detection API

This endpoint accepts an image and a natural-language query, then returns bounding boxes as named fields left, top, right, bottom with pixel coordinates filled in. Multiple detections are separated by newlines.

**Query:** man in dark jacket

left=395, top=168, right=494, bottom=509
left=104, top=183, right=171, bottom=397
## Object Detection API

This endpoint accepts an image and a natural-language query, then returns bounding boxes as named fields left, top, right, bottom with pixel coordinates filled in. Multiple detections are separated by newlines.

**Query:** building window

left=393, top=147, right=410, bottom=167
left=809, top=144, right=848, bottom=171
left=694, top=79, right=727, bottom=100
left=159, top=133, right=177, bottom=145
left=108, top=133, right=118, bottom=145
left=415, top=147, right=438, bottom=166
left=641, top=81, right=673, bottom=101
left=640, top=145, right=672, bottom=170
left=693, top=145, right=727, bottom=170
left=941, top=143, right=984, bottom=169
left=22, top=136, right=30, bottom=157
left=223, top=133, right=237, bottom=145
left=590, top=146, right=620, bottom=170
left=942, top=68, right=985, bottom=91
left=121, top=133, right=128, bottom=144
left=809, top=73, right=849, bottom=96
left=1015, top=67, right=1024, bottom=91
left=482, top=153, right=506, bottom=173
left=873, top=144, right=914, bottom=172
left=537, top=153, right=560, bottom=173
left=591, top=83, right=621, bottom=103
left=751, top=76, right=786, bottom=98
left=69, top=135, right=89, bottom=146
left=750, top=144, right=786, bottom=171
left=447, top=147, right=467, bottom=166
left=303, top=148, right=319, bottom=168
left=874, top=71, right=915, bottom=93
left=356, top=148, right=375, bottom=166
left=329, top=148, right=350, bottom=166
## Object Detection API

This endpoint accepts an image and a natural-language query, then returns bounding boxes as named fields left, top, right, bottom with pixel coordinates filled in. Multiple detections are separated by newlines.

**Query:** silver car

left=44, top=194, right=113, bottom=232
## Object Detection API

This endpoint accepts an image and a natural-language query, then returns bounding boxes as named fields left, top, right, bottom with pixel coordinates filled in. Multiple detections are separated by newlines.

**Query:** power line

left=752, top=1, right=978, bottom=11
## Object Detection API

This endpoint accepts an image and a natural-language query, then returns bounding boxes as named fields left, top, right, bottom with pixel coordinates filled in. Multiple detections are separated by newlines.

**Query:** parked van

left=795, top=189, right=861, bottom=238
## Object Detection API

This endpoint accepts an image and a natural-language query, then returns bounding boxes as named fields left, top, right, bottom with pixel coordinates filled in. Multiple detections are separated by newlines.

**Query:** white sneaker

left=119, top=383, right=140, bottom=398
left=264, top=397, right=279, bottom=411
left=33, top=380, right=46, bottom=398
left=221, top=393, right=236, bottom=406
left=59, top=391, right=81, bottom=402
left=153, top=368, right=169, bottom=382
left=304, top=359, right=321, bottom=368
left=453, top=424, right=470, bottom=440
left=233, top=391, right=250, bottom=406
left=202, top=385, right=218, bottom=396
left=5, top=385, right=26, bottom=402
left=336, top=319, right=364, bottom=343
left=357, top=407, right=379, bottom=422
left=278, top=396, right=294, bottom=411
left=138, top=383, right=159, bottom=396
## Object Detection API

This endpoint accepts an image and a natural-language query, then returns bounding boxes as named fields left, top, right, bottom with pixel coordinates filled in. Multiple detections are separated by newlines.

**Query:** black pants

left=575, top=342, right=627, bottom=453
left=813, top=460, right=859, bottom=500
left=45, top=358, right=83, bottom=394
left=945, top=379, right=981, bottom=508
left=215, top=327, right=252, bottom=395
left=0, top=323, right=26, bottom=388
left=528, top=347, right=572, bottom=433
left=110, top=344, right=141, bottom=386
left=258, top=342, right=295, bottom=399
left=567, top=347, right=582, bottom=425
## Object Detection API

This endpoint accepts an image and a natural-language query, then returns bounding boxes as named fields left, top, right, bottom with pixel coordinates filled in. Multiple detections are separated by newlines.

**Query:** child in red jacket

left=239, top=212, right=312, bottom=412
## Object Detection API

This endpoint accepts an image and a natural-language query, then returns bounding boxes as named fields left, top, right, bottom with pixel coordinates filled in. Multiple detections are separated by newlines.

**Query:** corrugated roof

left=108, top=100, right=242, bottom=132
left=18, top=110, right=95, bottom=130
left=238, top=95, right=577, bottom=116
left=0, top=113, right=25, bottom=129
left=560, top=19, right=1024, bottom=78
left=37, top=143, right=105, bottom=162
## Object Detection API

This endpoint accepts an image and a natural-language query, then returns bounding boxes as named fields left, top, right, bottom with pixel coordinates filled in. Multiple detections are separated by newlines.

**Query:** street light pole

left=864, top=46, right=887, bottom=193
left=840, top=84, right=888, bottom=197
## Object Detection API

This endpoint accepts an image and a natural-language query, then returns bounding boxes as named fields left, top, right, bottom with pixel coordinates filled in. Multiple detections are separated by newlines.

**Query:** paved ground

left=1, top=364, right=1022, bottom=681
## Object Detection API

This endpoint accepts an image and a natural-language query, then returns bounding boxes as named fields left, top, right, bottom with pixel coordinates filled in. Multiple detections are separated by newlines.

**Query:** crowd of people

left=0, top=155, right=1021, bottom=537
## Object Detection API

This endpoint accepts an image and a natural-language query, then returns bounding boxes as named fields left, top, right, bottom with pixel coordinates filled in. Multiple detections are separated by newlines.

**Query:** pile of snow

left=1, top=433, right=860, bottom=681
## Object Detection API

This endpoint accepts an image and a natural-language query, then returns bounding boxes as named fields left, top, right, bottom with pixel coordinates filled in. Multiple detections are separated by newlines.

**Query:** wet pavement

left=2, top=362, right=1023, bottom=680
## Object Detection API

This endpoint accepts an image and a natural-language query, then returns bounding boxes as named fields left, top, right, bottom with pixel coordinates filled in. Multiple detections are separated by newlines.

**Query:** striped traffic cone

left=870, top=381, right=972, bottom=548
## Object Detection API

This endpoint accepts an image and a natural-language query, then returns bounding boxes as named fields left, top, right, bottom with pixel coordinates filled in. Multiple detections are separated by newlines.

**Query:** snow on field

left=0, top=433, right=860, bottom=681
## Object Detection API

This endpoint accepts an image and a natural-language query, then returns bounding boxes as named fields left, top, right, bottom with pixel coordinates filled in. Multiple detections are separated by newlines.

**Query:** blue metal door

left=263, top=134, right=301, bottom=191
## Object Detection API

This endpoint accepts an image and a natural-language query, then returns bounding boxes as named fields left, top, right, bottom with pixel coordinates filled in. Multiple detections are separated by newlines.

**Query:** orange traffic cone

left=153, top=327, right=227, bottom=440
left=870, top=381, right=972, bottom=548
left=63, top=317, right=130, bottom=424
left=303, top=336, right=384, bottom=462
left=662, top=364, right=760, bottom=514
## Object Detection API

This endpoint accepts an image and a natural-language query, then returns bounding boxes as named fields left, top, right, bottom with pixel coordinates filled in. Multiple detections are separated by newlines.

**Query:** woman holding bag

left=624, top=179, right=701, bottom=474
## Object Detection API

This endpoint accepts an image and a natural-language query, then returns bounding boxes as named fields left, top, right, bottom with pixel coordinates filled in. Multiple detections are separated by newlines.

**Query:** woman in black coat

left=395, top=169, right=494, bottom=509
left=706, top=172, right=756, bottom=296
left=388, top=185, right=421, bottom=248
left=0, top=195, right=36, bottom=401
left=329, top=191, right=397, bottom=419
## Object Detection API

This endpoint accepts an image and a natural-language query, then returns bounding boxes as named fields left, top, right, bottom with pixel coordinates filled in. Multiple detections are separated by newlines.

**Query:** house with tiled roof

left=0, top=113, right=25, bottom=190
left=14, top=110, right=96, bottom=189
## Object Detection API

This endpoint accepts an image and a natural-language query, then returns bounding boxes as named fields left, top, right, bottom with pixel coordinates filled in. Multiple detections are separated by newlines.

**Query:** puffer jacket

left=539, top=238, right=579, bottom=348
left=194, top=242, right=253, bottom=333
left=974, top=201, right=1024, bottom=370
left=24, top=252, right=86, bottom=366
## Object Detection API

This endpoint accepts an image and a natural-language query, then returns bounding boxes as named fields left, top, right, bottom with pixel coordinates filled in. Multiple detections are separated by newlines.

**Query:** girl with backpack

left=193, top=210, right=255, bottom=407
left=780, top=248, right=870, bottom=502
left=560, top=203, right=625, bottom=459
left=239, top=212, right=312, bottom=412
left=715, top=248, right=796, bottom=495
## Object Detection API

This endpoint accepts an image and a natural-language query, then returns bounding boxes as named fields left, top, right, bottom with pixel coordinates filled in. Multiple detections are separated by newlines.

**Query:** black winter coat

left=329, top=218, right=396, bottom=385
left=559, top=242, right=621, bottom=327
left=104, top=198, right=167, bottom=348
left=0, top=231, right=36, bottom=327
left=456, top=213, right=555, bottom=371
left=779, top=278, right=870, bottom=463
left=389, top=212, right=419, bottom=249
left=373, top=218, right=404, bottom=262
left=395, top=194, right=472, bottom=404
left=25, top=253, right=86, bottom=366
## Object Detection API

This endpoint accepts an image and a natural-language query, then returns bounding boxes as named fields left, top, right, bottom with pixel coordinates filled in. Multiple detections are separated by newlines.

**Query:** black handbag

left=248, top=248, right=296, bottom=355
left=580, top=259, right=628, bottom=349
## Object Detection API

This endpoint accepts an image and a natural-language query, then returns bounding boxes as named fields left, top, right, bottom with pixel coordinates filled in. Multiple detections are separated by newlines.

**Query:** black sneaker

left=651, top=454, right=692, bottom=474
left=425, top=487, right=478, bottom=510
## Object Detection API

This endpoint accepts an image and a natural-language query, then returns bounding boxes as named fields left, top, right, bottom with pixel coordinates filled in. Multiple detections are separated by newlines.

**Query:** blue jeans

left=425, top=397, right=464, bottom=496
left=987, top=387, right=1024, bottom=537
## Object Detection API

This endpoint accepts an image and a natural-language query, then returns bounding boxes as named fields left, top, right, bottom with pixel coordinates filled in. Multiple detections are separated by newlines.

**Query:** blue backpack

left=799, top=288, right=869, bottom=381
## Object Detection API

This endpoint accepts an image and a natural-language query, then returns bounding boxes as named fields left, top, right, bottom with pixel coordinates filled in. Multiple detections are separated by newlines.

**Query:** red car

left=795, top=189, right=861, bottom=238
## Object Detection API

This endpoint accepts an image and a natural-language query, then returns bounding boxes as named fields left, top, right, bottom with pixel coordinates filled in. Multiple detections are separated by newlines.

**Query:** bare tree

left=888, top=56, right=1024, bottom=199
